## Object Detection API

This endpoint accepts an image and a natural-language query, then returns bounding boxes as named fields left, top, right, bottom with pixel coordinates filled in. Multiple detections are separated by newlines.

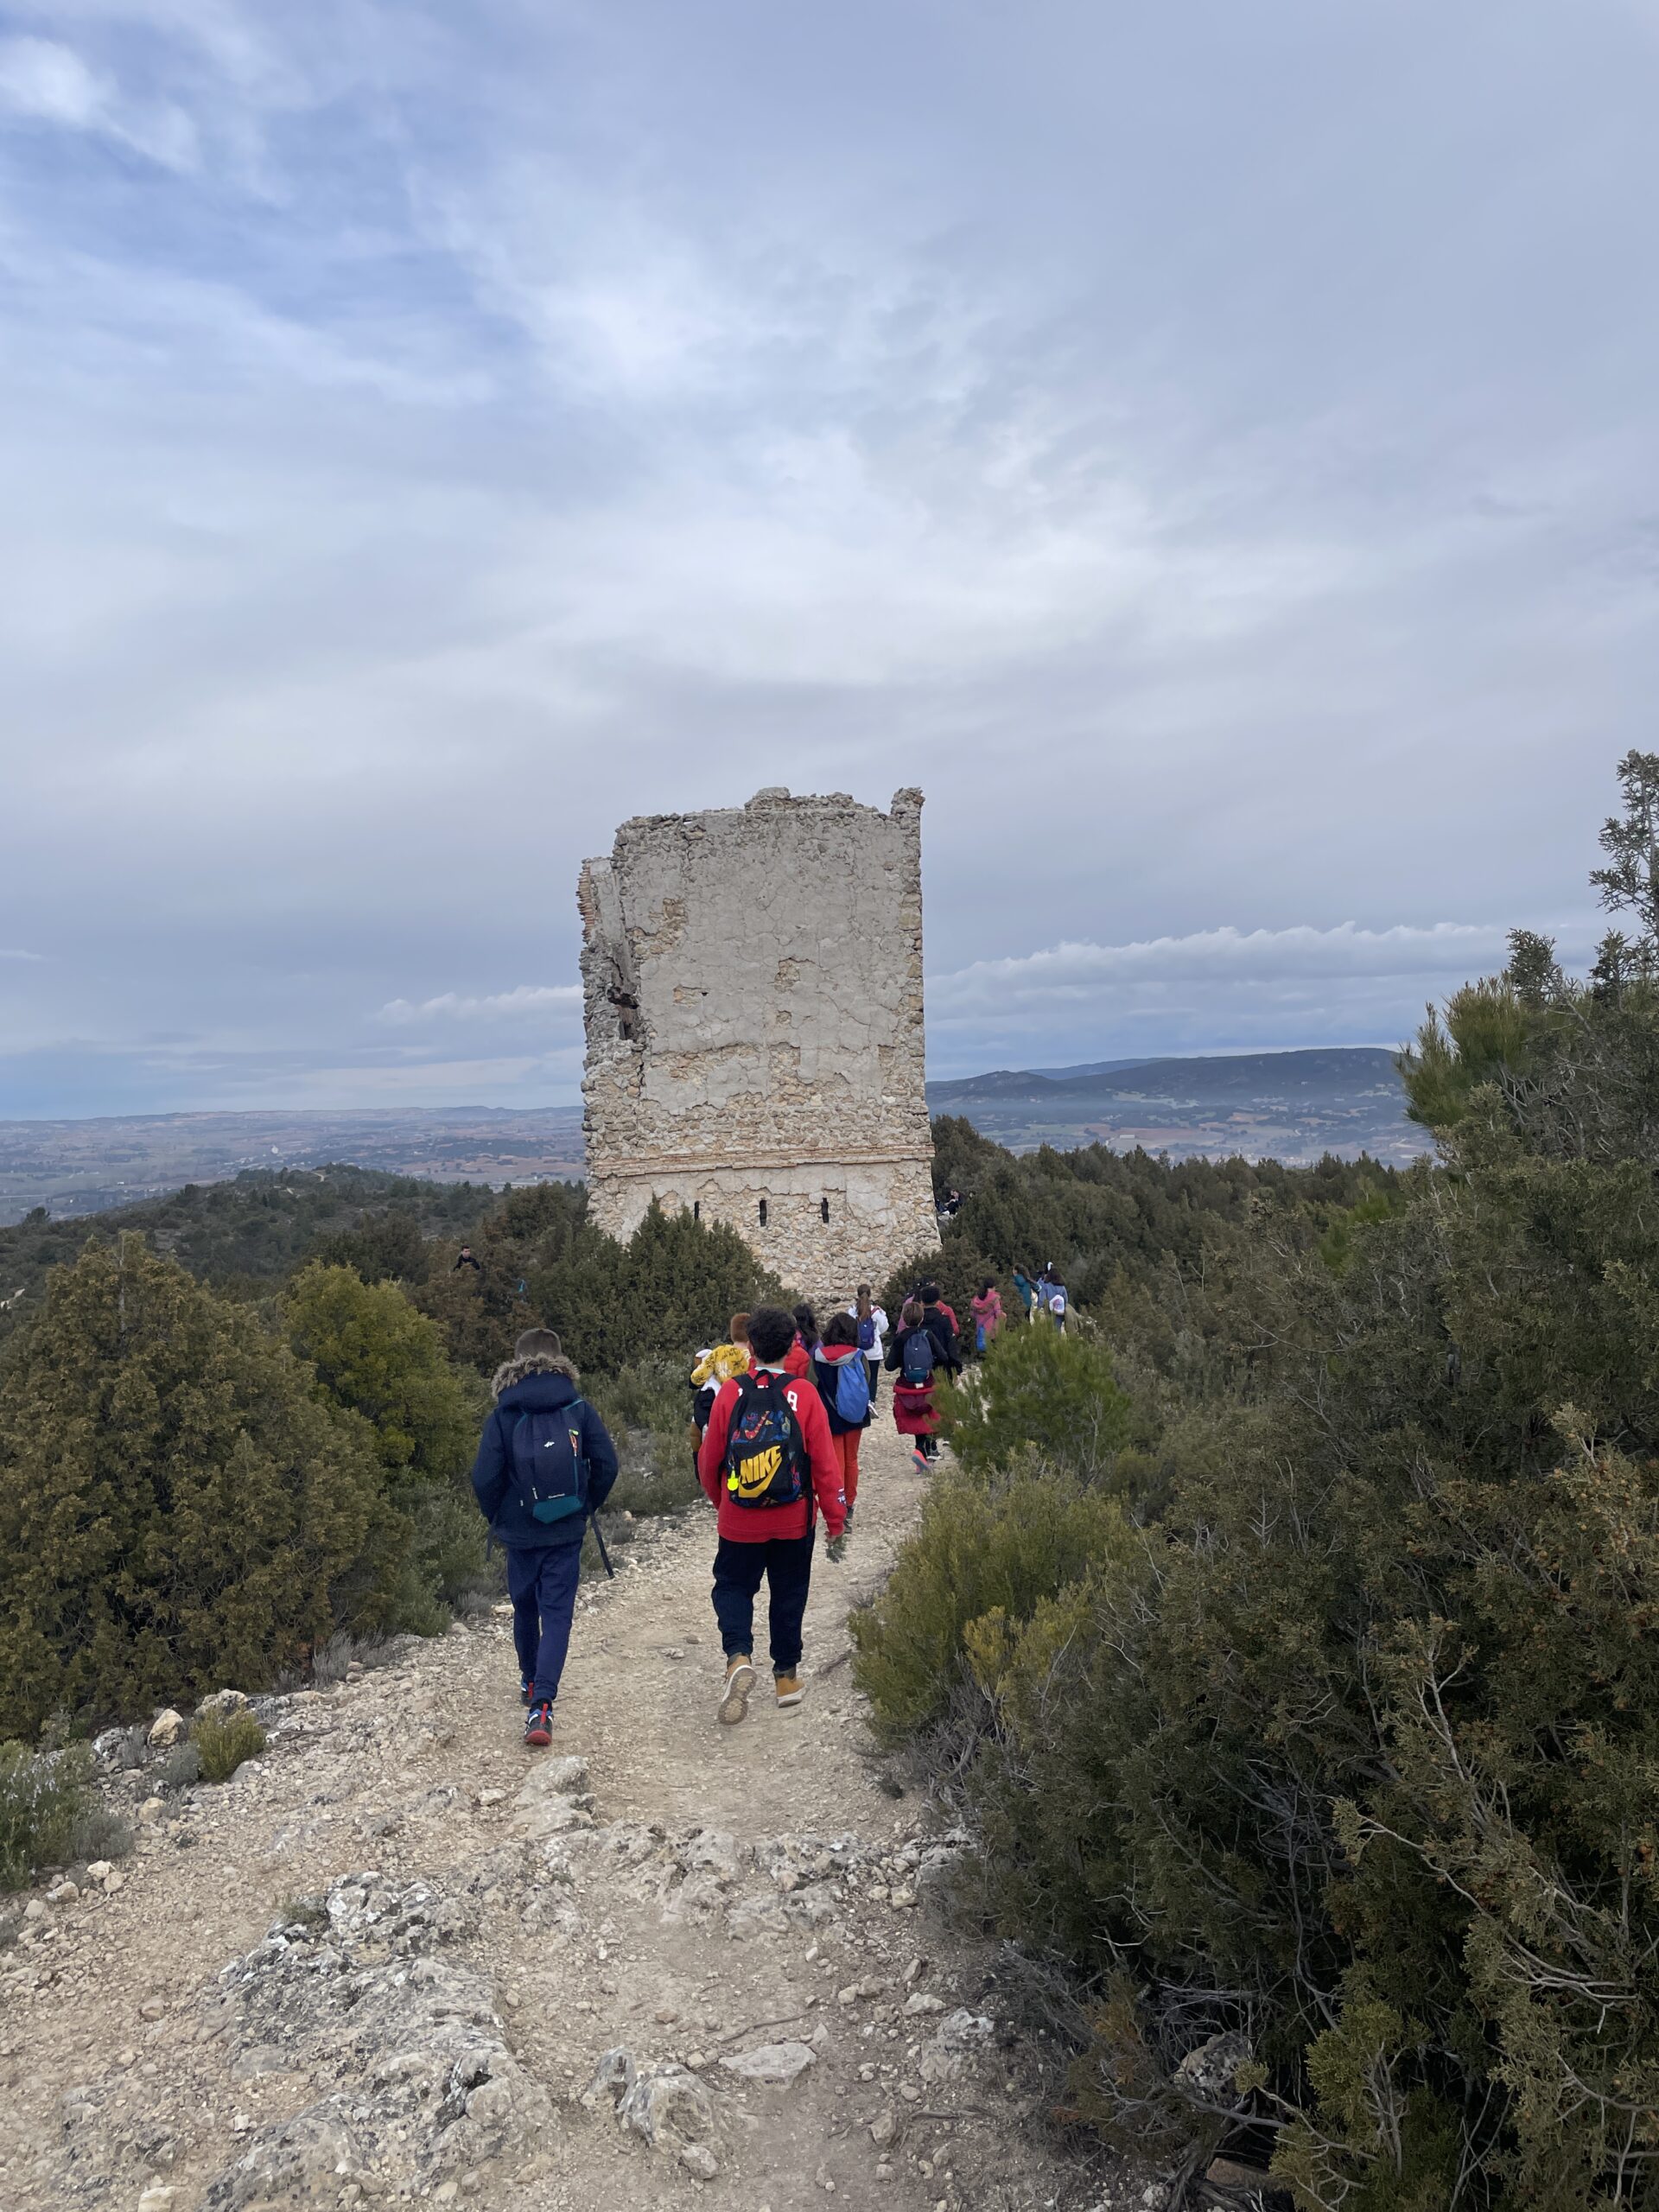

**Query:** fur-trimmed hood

left=491, top=1351, right=579, bottom=1401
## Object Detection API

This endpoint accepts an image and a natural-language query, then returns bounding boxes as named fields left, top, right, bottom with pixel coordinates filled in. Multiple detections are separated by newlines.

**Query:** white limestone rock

left=721, top=2040, right=817, bottom=2087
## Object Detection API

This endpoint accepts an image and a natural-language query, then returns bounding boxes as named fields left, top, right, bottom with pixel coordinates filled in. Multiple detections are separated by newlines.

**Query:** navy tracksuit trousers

left=505, top=1542, right=582, bottom=1703
left=711, top=1530, right=816, bottom=1675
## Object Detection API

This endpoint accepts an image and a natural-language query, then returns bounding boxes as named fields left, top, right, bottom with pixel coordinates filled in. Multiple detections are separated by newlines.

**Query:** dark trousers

left=505, top=1541, right=582, bottom=1703
left=712, top=1530, right=816, bottom=1675
left=866, top=1357, right=880, bottom=1400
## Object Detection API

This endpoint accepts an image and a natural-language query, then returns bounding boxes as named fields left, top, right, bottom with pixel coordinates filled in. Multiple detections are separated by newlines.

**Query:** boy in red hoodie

left=697, top=1303, right=848, bottom=1724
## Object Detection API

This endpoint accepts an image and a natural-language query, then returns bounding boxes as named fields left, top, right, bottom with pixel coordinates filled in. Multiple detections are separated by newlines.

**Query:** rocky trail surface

left=0, top=1426, right=1112, bottom=2212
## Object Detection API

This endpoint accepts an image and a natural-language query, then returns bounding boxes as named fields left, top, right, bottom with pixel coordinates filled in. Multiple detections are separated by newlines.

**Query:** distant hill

left=0, top=1105, right=585, bottom=1227
left=927, top=1046, right=1424, bottom=1166
left=0, top=1165, right=506, bottom=1351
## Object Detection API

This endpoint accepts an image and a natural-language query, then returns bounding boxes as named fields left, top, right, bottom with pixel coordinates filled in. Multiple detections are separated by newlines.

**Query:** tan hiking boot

left=718, top=1656, right=757, bottom=1726
left=774, top=1670, right=804, bottom=1708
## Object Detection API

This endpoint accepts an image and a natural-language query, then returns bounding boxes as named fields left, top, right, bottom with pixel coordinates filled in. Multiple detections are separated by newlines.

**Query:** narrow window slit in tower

left=821, top=1197, right=830, bottom=1223
left=758, top=1198, right=768, bottom=1227
left=693, top=1200, right=701, bottom=1221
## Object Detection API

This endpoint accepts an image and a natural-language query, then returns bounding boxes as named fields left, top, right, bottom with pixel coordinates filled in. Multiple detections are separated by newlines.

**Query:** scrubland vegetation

left=855, top=754, right=1659, bottom=2206
left=0, top=1183, right=777, bottom=1743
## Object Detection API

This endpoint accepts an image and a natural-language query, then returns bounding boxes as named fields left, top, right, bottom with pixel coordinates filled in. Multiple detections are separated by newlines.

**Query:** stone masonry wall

left=578, top=787, right=939, bottom=1302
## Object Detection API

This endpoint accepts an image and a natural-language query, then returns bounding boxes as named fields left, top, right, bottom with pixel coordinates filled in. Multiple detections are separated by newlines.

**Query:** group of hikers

left=691, top=1281, right=964, bottom=1486
left=1012, top=1262, right=1070, bottom=1329
left=467, top=1265, right=1059, bottom=1750
left=465, top=1236, right=1075, bottom=1750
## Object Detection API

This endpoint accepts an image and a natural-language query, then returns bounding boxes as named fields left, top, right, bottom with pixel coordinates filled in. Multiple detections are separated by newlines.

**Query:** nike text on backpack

left=900, top=1330, right=936, bottom=1386
left=510, top=1402, right=593, bottom=1523
left=722, top=1372, right=809, bottom=1510
left=830, top=1353, right=870, bottom=1424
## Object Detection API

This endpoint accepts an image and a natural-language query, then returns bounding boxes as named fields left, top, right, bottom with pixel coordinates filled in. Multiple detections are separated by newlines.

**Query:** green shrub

left=156, top=1742, right=201, bottom=1790
left=285, top=1262, right=486, bottom=1625
left=418, top=1195, right=785, bottom=1380
left=607, top=1459, right=702, bottom=1525
left=304, top=1208, right=434, bottom=1286
left=527, top=1203, right=785, bottom=1376
left=587, top=1357, right=703, bottom=1519
left=0, top=1236, right=418, bottom=1737
left=937, top=1324, right=1132, bottom=1481
left=0, top=1741, right=92, bottom=1889
left=0, top=1166, right=492, bottom=1357
left=865, top=766, right=1659, bottom=2205
left=311, top=1628, right=398, bottom=1683
left=850, top=1464, right=1138, bottom=1745
left=193, top=1709, right=266, bottom=1783
left=68, top=1796, right=132, bottom=1865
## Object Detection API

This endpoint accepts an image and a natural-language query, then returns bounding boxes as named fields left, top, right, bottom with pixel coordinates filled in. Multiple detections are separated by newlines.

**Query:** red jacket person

left=697, top=1302, right=848, bottom=1723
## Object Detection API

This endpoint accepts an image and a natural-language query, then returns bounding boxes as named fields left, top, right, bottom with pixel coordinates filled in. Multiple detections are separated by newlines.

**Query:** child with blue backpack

left=469, top=1327, right=620, bottom=1749
left=811, top=1311, right=874, bottom=1522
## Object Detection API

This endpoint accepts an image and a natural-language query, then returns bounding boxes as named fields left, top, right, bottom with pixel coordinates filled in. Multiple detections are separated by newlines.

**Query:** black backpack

left=722, top=1372, right=808, bottom=1510
left=509, top=1400, right=593, bottom=1525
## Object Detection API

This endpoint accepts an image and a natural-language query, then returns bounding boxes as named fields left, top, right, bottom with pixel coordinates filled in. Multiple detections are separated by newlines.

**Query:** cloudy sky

left=0, top=0, right=1643, bottom=1117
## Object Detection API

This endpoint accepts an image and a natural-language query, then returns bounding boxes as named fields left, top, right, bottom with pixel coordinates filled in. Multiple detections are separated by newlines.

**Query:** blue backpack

left=900, top=1329, right=937, bottom=1387
left=856, top=1313, right=877, bottom=1352
left=821, top=1351, right=871, bottom=1426
left=509, top=1401, right=593, bottom=1524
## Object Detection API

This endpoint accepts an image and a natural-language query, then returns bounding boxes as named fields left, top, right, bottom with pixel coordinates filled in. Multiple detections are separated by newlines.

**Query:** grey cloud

left=921, top=918, right=1607, bottom=1076
left=0, top=1, right=1643, bottom=1116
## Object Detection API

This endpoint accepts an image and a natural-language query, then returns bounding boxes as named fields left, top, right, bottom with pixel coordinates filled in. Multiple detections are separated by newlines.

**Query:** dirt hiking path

left=0, top=1425, right=1111, bottom=2212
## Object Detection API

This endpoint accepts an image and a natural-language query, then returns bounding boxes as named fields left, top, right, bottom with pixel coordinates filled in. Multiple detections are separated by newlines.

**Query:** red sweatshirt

left=697, top=1366, right=847, bottom=1543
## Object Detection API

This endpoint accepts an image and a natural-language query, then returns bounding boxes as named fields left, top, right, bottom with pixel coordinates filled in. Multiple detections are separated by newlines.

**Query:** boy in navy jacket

left=470, top=1327, right=619, bottom=1747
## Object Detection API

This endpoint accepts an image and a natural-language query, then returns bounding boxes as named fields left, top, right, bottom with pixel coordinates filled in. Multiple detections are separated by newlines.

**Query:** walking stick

left=589, top=1512, right=616, bottom=1580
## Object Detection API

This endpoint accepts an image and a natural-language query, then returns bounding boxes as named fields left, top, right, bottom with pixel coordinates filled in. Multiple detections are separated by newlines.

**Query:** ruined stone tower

left=578, top=787, right=939, bottom=1299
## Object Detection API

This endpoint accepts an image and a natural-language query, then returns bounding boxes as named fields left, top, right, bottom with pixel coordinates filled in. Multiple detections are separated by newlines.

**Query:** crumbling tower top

left=578, top=787, right=938, bottom=1298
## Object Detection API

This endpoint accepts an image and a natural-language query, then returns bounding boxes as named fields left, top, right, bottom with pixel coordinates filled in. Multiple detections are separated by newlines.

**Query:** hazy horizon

left=0, top=1039, right=1413, bottom=1129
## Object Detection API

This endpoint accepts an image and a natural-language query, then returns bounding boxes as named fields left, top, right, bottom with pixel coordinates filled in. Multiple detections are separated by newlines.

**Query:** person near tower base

left=469, top=1327, right=619, bottom=1750
left=697, top=1303, right=847, bottom=1724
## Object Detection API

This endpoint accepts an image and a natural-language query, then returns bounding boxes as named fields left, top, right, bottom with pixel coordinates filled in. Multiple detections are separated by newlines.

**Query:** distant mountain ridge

left=931, top=1046, right=1402, bottom=1105
left=926, top=1046, right=1421, bottom=1167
